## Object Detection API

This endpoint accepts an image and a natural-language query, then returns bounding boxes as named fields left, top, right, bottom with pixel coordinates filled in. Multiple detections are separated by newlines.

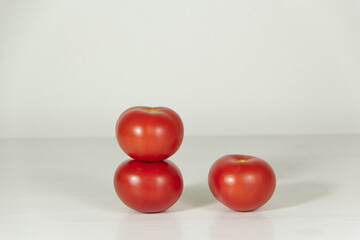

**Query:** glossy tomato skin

left=114, top=159, right=183, bottom=213
left=208, top=155, right=276, bottom=211
left=116, top=106, right=184, bottom=162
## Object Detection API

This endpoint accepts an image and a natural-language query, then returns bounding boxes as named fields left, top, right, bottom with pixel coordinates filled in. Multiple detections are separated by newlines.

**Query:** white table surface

left=1, top=135, right=359, bottom=240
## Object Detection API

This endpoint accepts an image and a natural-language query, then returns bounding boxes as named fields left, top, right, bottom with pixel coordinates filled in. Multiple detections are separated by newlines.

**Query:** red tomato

left=115, top=106, right=184, bottom=162
left=114, top=159, right=183, bottom=213
left=208, top=154, right=276, bottom=211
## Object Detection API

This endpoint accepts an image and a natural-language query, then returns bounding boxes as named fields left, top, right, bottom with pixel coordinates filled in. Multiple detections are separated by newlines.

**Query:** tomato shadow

left=21, top=138, right=131, bottom=213
left=29, top=167, right=128, bottom=213
left=260, top=181, right=334, bottom=211
left=209, top=212, right=275, bottom=240
left=172, top=182, right=217, bottom=212
left=119, top=211, right=182, bottom=239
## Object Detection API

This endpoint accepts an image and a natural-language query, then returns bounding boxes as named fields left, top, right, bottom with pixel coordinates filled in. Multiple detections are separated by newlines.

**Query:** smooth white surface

left=1, top=1, right=360, bottom=138
left=1, top=135, right=359, bottom=239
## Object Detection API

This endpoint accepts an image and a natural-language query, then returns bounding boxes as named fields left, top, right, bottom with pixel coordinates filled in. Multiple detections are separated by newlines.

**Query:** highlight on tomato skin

left=115, top=106, right=184, bottom=162
left=208, top=154, right=276, bottom=212
left=114, top=159, right=183, bottom=213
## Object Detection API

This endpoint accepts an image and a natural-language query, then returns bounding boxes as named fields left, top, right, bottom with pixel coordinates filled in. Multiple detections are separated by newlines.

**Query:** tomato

left=115, top=106, right=184, bottom=162
left=114, top=159, right=183, bottom=213
left=208, top=154, right=276, bottom=211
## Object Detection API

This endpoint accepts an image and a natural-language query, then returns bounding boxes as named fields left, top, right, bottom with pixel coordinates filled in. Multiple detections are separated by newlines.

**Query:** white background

left=1, top=0, right=360, bottom=138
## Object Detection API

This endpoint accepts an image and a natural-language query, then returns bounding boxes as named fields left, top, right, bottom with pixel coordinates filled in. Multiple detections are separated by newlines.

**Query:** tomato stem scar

left=144, top=109, right=158, bottom=113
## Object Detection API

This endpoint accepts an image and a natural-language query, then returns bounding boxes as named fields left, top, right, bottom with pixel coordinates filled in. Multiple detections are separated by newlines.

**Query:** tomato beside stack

left=208, top=154, right=276, bottom=211
left=114, top=106, right=184, bottom=213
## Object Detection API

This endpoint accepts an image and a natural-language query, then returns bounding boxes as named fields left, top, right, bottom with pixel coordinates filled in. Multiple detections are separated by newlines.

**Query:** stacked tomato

left=114, top=106, right=184, bottom=213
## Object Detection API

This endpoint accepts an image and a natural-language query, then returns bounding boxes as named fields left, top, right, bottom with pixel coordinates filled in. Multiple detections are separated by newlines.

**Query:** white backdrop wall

left=1, top=0, right=360, bottom=138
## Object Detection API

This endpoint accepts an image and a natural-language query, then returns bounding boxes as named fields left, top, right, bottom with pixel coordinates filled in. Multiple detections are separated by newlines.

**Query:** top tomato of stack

left=115, top=106, right=184, bottom=162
